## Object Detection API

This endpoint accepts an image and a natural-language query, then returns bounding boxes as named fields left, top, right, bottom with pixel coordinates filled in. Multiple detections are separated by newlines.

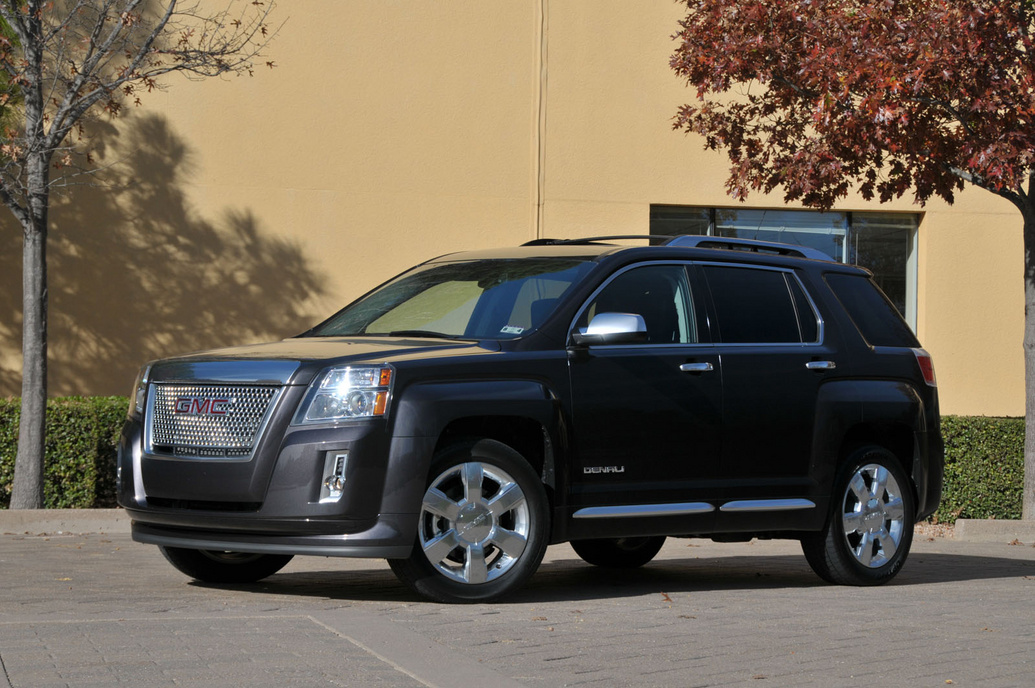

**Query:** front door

left=566, top=263, right=723, bottom=523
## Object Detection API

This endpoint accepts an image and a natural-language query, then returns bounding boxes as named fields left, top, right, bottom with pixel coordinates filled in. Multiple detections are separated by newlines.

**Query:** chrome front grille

left=147, top=383, right=281, bottom=458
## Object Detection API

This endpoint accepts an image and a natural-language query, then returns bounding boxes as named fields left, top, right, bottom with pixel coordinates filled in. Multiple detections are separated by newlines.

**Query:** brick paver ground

left=1, top=530, right=1033, bottom=687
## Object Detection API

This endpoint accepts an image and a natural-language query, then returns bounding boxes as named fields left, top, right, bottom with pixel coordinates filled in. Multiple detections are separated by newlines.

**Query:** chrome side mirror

left=571, top=312, right=647, bottom=346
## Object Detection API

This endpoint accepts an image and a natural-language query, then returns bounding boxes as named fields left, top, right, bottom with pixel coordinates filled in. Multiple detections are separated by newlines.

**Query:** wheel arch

left=381, top=378, right=565, bottom=518
left=813, top=379, right=934, bottom=521
left=434, top=415, right=554, bottom=489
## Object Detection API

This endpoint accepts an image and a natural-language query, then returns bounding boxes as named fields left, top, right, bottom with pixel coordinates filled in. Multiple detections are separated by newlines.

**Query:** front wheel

left=801, top=446, right=915, bottom=586
left=388, top=439, right=550, bottom=603
left=571, top=536, right=666, bottom=569
left=160, top=547, right=293, bottom=584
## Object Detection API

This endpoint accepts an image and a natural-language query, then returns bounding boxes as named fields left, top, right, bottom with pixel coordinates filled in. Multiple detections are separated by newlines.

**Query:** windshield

left=307, top=258, right=593, bottom=339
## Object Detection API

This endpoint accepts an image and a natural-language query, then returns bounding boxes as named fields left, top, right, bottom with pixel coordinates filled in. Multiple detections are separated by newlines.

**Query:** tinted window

left=576, top=264, right=696, bottom=344
left=789, top=278, right=819, bottom=343
left=702, top=265, right=805, bottom=343
left=825, top=272, right=919, bottom=347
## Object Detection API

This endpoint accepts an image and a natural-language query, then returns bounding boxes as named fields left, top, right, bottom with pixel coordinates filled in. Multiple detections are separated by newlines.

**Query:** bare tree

left=5, top=0, right=276, bottom=509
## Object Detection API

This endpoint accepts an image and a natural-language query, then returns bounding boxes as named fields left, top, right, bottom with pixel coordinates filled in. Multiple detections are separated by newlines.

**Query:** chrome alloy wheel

left=418, top=461, right=530, bottom=585
left=840, top=463, right=907, bottom=568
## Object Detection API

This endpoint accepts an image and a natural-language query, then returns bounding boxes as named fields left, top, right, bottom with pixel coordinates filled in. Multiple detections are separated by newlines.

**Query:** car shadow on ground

left=189, top=550, right=1035, bottom=605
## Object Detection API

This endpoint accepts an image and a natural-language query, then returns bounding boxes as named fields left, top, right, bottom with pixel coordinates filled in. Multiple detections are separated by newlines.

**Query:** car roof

left=424, top=235, right=868, bottom=275
left=427, top=244, right=621, bottom=262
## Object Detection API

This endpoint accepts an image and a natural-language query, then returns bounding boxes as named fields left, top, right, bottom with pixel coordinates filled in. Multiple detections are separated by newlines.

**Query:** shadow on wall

left=0, top=113, right=328, bottom=397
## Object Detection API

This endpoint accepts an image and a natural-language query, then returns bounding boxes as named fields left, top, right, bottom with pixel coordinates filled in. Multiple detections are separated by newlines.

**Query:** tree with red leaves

left=671, top=0, right=1035, bottom=519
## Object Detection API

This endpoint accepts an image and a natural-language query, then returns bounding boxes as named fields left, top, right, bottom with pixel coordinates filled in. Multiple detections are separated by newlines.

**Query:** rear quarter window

left=824, top=272, right=919, bottom=347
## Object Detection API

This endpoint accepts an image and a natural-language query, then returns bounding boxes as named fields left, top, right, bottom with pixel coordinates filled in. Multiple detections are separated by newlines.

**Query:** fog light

left=319, top=452, right=349, bottom=503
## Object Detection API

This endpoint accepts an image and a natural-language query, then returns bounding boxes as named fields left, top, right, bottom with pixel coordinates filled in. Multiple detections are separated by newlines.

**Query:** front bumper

left=118, top=408, right=435, bottom=558
left=128, top=512, right=414, bottom=558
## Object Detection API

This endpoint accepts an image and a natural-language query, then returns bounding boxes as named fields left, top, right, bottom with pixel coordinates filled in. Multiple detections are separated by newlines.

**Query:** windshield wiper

left=385, top=329, right=468, bottom=340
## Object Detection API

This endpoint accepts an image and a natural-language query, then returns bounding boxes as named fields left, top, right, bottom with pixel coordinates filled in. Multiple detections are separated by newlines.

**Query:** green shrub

left=0, top=402, right=1028, bottom=520
left=0, top=401, right=17, bottom=508
left=934, top=415, right=1024, bottom=523
left=0, top=397, right=128, bottom=509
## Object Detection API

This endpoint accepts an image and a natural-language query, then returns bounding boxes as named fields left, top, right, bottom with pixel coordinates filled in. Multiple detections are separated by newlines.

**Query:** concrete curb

left=953, top=518, right=1035, bottom=544
left=0, top=508, right=130, bottom=535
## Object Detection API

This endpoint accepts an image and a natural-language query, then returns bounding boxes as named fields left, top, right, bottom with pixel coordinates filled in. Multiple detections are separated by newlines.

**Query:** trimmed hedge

left=934, top=415, right=1024, bottom=523
left=0, top=400, right=1027, bottom=521
left=0, top=397, right=128, bottom=509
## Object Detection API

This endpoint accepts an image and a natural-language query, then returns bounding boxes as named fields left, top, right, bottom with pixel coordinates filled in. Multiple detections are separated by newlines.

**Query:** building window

left=649, top=206, right=918, bottom=329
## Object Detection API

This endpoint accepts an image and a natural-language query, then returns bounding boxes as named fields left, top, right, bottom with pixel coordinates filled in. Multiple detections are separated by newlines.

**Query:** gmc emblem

left=173, top=396, right=231, bottom=416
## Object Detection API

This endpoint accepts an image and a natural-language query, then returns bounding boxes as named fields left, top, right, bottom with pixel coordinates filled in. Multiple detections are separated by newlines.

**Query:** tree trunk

left=1025, top=208, right=1035, bottom=520
left=10, top=214, right=47, bottom=509
left=10, top=142, right=50, bottom=509
left=9, top=14, right=51, bottom=510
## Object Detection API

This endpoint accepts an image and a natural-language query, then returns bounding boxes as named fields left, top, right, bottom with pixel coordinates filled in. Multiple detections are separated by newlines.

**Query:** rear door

left=697, top=263, right=845, bottom=508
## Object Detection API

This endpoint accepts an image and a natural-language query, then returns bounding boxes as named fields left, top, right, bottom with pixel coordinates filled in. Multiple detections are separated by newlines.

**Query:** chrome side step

left=719, top=499, right=816, bottom=512
left=573, top=498, right=816, bottom=519
left=573, top=503, right=715, bottom=519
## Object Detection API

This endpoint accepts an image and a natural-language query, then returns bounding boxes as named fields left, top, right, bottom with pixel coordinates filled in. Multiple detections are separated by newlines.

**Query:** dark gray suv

left=118, top=235, right=943, bottom=603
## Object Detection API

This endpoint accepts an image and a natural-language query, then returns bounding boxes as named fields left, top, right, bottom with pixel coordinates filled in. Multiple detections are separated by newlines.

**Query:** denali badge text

left=173, top=397, right=231, bottom=416
left=583, top=466, right=625, bottom=474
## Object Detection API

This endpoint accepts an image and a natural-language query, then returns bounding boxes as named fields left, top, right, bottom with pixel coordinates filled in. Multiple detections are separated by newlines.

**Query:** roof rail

left=522, top=235, right=672, bottom=246
left=521, top=234, right=833, bottom=261
left=664, top=235, right=833, bottom=261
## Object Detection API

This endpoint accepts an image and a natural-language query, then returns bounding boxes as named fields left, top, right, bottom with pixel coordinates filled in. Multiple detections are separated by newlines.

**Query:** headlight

left=127, top=364, right=152, bottom=419
left=294, top=364, right=394, bottom=424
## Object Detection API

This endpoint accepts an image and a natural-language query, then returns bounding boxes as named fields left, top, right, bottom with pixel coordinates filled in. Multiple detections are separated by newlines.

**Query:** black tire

left=388, top=438, right=550, bottom=603
left=160, top=547, right=293, bottom=584
left=571, top=536, right=666, bottom=569
left=801, top=446, right=915, bottom=586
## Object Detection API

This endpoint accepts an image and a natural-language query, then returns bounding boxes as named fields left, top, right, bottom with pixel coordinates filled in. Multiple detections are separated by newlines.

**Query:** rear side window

left=825, top=273, right=919, bottom=347
left=701, top=265, right=818, bottom=344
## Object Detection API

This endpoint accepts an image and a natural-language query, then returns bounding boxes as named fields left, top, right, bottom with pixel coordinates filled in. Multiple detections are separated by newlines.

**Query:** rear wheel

left=802, top=446, right=915, bottom=585
left=388, top=439, right=549, bottom=603
left=571, top=536, right=666, bottom=569
left=160, top=547, right=293, bottom=584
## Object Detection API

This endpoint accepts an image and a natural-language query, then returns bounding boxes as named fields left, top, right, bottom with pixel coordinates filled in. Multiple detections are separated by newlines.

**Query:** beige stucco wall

left=0, top=0, right=1026, bottom=416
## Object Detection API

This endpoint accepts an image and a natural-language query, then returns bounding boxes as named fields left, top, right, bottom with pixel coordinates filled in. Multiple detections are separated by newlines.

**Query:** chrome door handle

left=806, top=361, right=837, bottom=371
left=680, top=362, right=714, bottom=373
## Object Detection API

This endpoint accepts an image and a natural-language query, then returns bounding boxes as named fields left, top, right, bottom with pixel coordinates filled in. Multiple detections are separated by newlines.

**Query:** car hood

left=146, top=336, right=500, bottom=386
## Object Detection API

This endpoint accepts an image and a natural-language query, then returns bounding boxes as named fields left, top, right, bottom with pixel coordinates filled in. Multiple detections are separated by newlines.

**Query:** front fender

left=379, top=378, right=565, bottom=516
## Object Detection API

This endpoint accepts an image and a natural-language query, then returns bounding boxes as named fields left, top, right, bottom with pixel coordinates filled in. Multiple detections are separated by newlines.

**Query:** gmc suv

left=118, top=235, right=943, bottom=603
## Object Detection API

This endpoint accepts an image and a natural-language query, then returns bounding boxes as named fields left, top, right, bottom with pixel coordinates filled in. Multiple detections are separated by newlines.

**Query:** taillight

left=912, top=348, right=937, bottom=387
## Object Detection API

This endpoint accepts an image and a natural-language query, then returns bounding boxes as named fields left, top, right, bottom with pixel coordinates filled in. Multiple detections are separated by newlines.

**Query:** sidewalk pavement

left=2, top=511, right=1034, bottom=687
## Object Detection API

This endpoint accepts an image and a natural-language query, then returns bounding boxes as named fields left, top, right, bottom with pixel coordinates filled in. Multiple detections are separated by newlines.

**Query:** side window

left=702, top=265, right=816, bottom=344
left=577, top=264, right=696, bottom=344
left=789, top=277, right=820, bottom=343
left=825, top=272, right=919, bottom=347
